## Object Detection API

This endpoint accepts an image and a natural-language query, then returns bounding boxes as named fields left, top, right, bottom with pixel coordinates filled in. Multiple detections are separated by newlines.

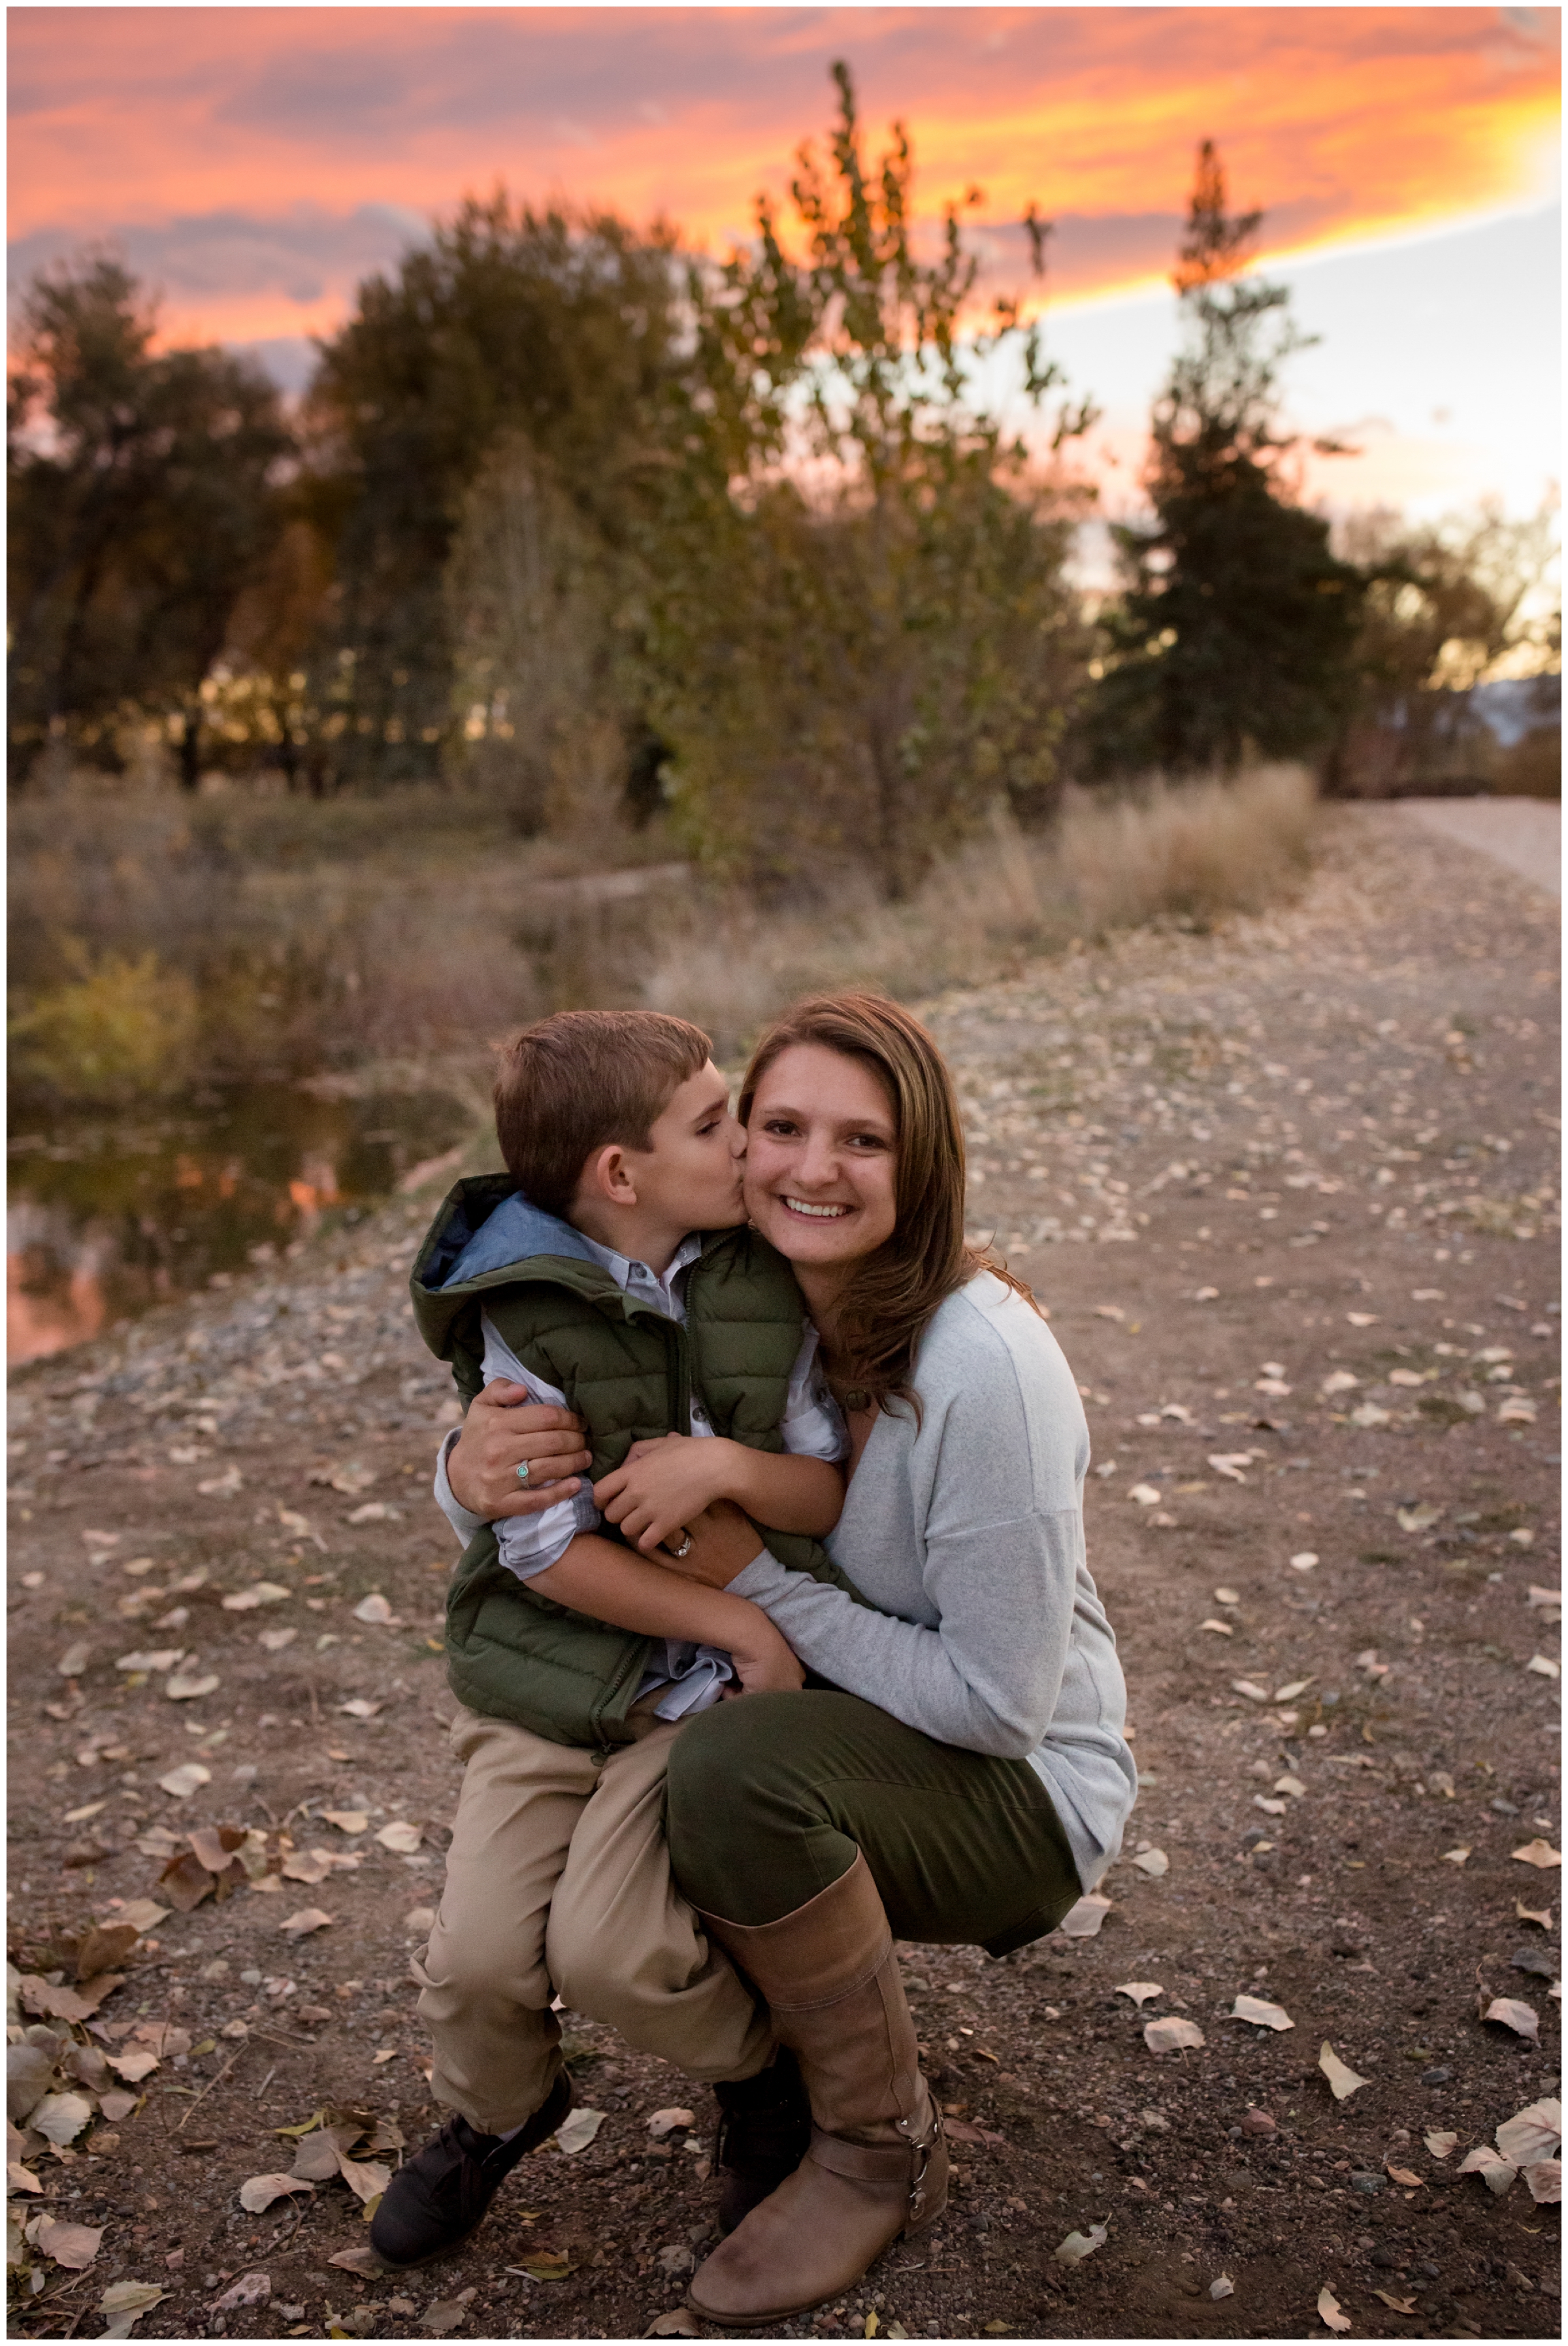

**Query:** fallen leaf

left=25, top=2216, right=102, bottom=2270
left=1254, top=1796, right=1287, bottom=1816
left=258, top=1627, right=298, bottom=1653
left=424, top=2291, right=475, bottom=2334
left=239, top=2173, right=315, bottom=2213
left=1397, top=1502, right=1443, bottom=1532
left=106, top=2050, right=160, bottom=2085
left=404, top=1905, right=436, bottom=1932
left=513, top=2249, right=575, bottom=2283
left=338, top=1699, right=384, bottom=1721
left=1484, top=1996, right=1540, bottom=2042
left=348, top=1501, right=397, bottom=1524
left=1317, top=2284, right=1351, bottom=2333
left=1130, top=1848, right=1168, bottom=1878
left=282, top=1850, right=335, bottom=1885
left=279, top=1908, right=333, bottom=1940
left=1289, top=1551, right=1320, bottom=1571
left=554, top=2107, right=605, bottom=2155
left=1144, top=2017, right=1205, bottom=2053
left=8, top=2162, right=43, bottom=2195
left=1113, top=1983, right=1164, bottom=2007
left=157, top=1762, right=211, bottom=1800
left=1526, top=1655, right=1560, bottom=1679
left=1230, top=1995, right=1294, bottom=2032
left=336, top=2155, right=392, bottom=2205
left=1200, top=1619, right=1234, bottom=1636
left=1275, top=1679, right=1313, bottom=1703
left=644, top=2309, right=700, bottom=2338
left=1527, top=1581, right=1560, bottom=1608
left=164, top=1672, right=220, bottom=1702
left=30, top=2093, right=93, bottom=2147
left=1209, top=1454, right=1251, bottom=1482
left=1318, top=2043, right=1369, bottom=2101
left=1441, top=1847, right=1472, bottom=1866
left=1516, top=1900, right=1554, bottom=1926
left=100, top=2280, right=167, bottom=2339
left=74, top=1925, right=140, bottom=1983
left=116, top=1648, right=186, bottom=1676
left=646, top=2107, right=696, bottom=2139
left=212, top=2271, right=270, bottom=2311
left=351, top=1593, right=398, bottom=1625
left=1209, top=2275, right=1234, bottom=2302
left=314, top=1460, right=377, bottom=1496
left=1495, top=2098, right=1562, bottom=2166
left=1457, top=2146, right=1518, bottom=2196
left=1053, top=2222, right=1107, bottom=2264
left=98, top=2090, right=138, bottom=2123
left=1384, top=2165, right=1424, bottom=2188
left=197, top=1466, right=244, bottom=1496
left=1273, top=1774, right=1307, bottom=1798
left=1057, top=1894, right=1111, bottom=1938
left=1320, top=1370, right=1359, bottom=1396
left=56, top=1641, right=92, bottom=1677
left=1424, top=2130, right=1460, bottom=2160
left=327, top=2245, right=389, bottom=2277
left=1128, top=1483, right=1162, bottom=1506
left=1524, top=2158, right=1561, bottom=2204
left=374, top=1820, right=422, bottom=1854
left=1372, top=2287, right=1418, bottom=2313
left=1232, top=1680, right=1271, bottom=1703
left=221, top=1583, right=291, bottom=1612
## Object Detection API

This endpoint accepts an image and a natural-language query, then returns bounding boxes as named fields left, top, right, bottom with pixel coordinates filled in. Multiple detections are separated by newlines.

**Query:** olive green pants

left=664, top=1690, right=1083, bottom=1956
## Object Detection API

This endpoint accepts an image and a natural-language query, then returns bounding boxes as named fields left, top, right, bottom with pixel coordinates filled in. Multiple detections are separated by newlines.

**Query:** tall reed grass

left=8, top=765, right=1315, bottom=1099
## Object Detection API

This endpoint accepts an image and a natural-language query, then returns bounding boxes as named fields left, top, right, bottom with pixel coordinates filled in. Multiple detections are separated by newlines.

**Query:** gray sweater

left=731, top=1272, right=1137, bottom=1891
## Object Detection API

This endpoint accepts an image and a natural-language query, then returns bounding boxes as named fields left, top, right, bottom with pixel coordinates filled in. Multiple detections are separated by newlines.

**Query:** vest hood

left=410, top=1173, right=624, bottom=1364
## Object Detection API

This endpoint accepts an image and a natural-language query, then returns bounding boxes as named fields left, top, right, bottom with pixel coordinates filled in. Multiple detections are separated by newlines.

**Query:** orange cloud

left=8, top=7, right=1560, bottom=352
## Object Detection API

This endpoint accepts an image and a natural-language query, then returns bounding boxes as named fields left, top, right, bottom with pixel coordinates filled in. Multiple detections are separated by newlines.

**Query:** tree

left=1085, top=142, right=1364, bottom=776
left=642, top=61, right=1094, bottom=895
left=1328, top=502, right=1560, bottom=794
left=303, top=201, right=689, bottom=785
left=7, top=256, right=293, bottom=785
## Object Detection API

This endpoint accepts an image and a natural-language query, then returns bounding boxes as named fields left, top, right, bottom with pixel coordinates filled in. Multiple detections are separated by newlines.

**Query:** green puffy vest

left=411, top=1175, right=861, bottom=1751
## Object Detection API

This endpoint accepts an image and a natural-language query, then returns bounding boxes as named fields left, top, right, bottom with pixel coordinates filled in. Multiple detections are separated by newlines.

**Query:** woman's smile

left=781, top=1197, right=852, bottom=1219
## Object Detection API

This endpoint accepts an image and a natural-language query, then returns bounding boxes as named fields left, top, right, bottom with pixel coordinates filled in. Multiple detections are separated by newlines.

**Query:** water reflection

left=8, top=1082, right=468, bottom=1363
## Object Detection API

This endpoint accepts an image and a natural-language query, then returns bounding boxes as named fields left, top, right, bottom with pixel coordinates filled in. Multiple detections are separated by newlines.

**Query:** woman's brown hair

left=738, top=991, right=1039, bottom=1412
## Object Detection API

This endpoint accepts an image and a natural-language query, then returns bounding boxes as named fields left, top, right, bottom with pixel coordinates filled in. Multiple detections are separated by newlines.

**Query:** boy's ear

left=580, top=1142, right=638, bottom=1210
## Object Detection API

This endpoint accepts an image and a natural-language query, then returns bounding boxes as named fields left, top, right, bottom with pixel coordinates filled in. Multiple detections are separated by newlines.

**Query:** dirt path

left=8, top=805, right=1560, bottom=2345
left=1398, top=799, right=1561, bottom=897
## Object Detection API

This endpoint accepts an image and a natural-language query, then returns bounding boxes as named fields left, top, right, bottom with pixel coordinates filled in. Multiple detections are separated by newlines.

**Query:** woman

left=446, top=993, right=1135, bottom=2325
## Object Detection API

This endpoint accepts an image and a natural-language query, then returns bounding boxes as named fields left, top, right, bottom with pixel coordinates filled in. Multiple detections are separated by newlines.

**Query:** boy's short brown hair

left=493, top=1009, right=713, bottom=1219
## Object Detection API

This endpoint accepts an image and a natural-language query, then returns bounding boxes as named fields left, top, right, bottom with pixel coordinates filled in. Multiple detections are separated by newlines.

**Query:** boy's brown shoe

left=369, top=2070, right=572, bottom=2268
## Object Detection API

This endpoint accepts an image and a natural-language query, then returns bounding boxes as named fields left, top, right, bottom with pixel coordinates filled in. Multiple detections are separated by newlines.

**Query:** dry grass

left=8, top=764, right=1316, bottom=1099
left=645, top=764, right=1317, bottom=1053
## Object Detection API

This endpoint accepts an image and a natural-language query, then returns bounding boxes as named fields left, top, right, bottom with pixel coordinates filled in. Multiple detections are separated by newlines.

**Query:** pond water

left=8, top=1082, right=472, bottom=1364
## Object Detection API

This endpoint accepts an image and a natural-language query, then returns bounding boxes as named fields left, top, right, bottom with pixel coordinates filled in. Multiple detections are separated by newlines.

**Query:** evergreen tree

left=1088, top=142, right=1364, bottom=776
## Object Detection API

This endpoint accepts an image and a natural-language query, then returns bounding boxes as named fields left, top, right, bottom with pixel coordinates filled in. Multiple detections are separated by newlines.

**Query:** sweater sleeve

left=728, top=1313, right=1088, bottom=1759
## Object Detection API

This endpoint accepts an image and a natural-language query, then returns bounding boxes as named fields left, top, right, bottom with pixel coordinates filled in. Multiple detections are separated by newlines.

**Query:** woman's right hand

left=446, top=1381, right=592, bottom=1519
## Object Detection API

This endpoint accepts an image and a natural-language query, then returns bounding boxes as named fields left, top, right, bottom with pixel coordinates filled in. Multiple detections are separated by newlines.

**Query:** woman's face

left=743, top=1042, right=899, bottom=1276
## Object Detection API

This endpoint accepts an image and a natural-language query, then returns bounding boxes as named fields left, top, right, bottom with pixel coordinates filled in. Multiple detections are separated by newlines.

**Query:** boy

left=374, top=1012, right=852, bottom=2268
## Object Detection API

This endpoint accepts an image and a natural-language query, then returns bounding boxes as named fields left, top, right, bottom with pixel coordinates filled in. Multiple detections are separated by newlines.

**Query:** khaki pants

left=412, top=1703, right=774, bottom=2134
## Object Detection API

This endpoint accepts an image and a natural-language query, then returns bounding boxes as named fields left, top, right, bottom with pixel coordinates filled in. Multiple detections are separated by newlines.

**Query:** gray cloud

left=8, top=201, right=428, bottom=312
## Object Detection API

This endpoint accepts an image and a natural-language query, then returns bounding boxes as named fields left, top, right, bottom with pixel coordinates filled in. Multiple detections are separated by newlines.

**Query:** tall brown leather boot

left=685, top=1854, right=946, bottom=2328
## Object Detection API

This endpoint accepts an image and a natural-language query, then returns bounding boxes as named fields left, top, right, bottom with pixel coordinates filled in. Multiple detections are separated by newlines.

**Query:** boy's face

left=625, top=1060, right=745, bottom=1231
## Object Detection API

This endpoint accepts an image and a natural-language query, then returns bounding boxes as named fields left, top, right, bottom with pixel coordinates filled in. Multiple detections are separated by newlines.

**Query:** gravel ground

left=7, top=803, right=1560, bottom=2344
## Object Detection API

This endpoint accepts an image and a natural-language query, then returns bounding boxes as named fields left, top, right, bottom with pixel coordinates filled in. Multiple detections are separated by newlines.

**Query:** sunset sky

left=8, top=5, right=1562, bottom=521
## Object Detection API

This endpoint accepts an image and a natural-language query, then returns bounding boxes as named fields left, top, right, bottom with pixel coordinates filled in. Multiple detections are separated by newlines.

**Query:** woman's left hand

left=642, top=1498, right=767, bottom=1589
